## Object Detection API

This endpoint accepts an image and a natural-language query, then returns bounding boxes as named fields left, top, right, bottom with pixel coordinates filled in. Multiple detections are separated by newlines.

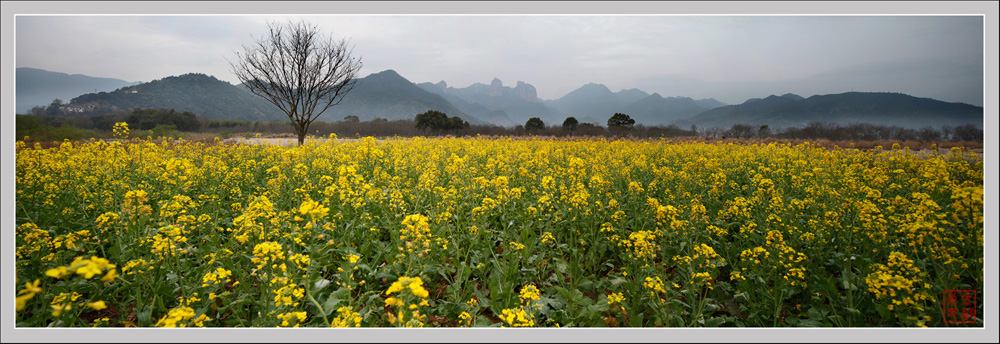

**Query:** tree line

left=712, top=122, right=983, bottom=142
left=16, top=107, right=984, bottom=144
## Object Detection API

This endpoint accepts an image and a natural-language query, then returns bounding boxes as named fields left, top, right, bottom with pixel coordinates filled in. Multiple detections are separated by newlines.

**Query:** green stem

left=305, top=285, right=330, bottom=326
left=772, top=287, right=783, bottom=327
left=688, top=286, right=708, bottom=327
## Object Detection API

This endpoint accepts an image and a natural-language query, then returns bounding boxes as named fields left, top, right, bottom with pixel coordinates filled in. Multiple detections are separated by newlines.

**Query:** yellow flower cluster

left=251, top=241, right=286, bottom=270
left=15, top=279, right=42, bottom=311
left=45, top=256, right=118, bottom=281
left=201, top=267, right=233, bottom=287
left=330, top=306, right=363, bottom=327
left=15, top=223, right=50, bottom=261
left=112, top=122, right=129, bottom=139
left=384, top=276, right=430, bottom=327
left=273, top=283, right=304, bottom=308
left=644, top=276, right=667, bottom=297
left=607, top=292, right=626, bottom=305
left=865, top=251, right=931, bottom=306
left=50, top=292, right=82, bottom=316
left=277, top=311, right=308, bottom=327
left=540, top=232, right=556, bottom=244
left=500, top=307, right=535, bottom=327
left=621, top=230, right=658, bottom=262
left=520, top=285, right=541, bottom=301
left=298, top=197, right=330, bottom=219
left=155, top=306, right=210, bottom=327
left=399, top=214, right=433, bottom=258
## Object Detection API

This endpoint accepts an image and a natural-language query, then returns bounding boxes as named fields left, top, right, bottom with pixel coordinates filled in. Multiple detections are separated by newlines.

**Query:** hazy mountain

left=688, top=92, right=983, bottom=129
left=16, top=67, right=139, bottom=113
left=69, top=73, right=287, bottom=121
left=39, top=69, right=970, bottom=131
left=416, top=81, right=517, bottom=127
left=320, top=70, right=484, bottom=124
left=543, top=83, right=729, bottom=126
left=545, top=83, right=628, bottom=120
left=61, top=70, right=484, bottom=124
left=615, top=88, right=651, bottom=105
left=694, top=98, right=727, bottom=110
left=420, top=78, right=561, bottom=126
left=624, top=93, right=707, bottom=126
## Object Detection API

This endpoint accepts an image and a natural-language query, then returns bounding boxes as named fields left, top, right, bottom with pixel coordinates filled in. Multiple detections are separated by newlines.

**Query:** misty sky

left=16, top=15, right=985, bottom=106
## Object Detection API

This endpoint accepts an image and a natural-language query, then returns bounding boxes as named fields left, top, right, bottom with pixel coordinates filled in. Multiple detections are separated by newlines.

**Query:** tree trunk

left=297, top=130, right=306, bottom=146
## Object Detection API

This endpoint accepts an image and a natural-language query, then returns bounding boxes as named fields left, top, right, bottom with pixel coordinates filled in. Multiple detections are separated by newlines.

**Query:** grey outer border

left=2, top=1, right=996, bottom=343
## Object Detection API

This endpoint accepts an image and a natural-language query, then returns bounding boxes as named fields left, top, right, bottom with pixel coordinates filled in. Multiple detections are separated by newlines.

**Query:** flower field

left=14, top=132, right=984, bottom=327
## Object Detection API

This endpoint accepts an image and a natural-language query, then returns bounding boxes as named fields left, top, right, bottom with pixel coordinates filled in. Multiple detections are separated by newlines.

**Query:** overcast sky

left=16, top=15, right=985, bottom=106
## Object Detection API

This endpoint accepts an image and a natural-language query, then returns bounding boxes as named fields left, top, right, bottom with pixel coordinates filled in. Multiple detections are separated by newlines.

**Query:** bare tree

left=230, top=20, right=362, bottom=145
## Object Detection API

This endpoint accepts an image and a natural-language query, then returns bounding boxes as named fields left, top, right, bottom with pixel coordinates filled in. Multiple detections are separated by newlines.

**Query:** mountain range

left=16, top=67, right=983, bottom=130
left=686, top=92, right=983, bottom=129
left=417, top=78, right=562, bottom=127
left=15, top=67, right=139, bottom=114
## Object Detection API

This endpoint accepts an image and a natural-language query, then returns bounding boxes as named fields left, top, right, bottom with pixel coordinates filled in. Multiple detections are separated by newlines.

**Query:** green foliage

left=607, top=113, right=635, bottom=129
left=525, top=117, right=545, bottom=131
left=139, top=124, right=187, bottom=140
left=124, top=108, right=201, bottom=131
left=415, top=110, right=469, bottom=132
left=16, top=115, right=98, bottom=141
left=562, top=117, right=579, bottom=132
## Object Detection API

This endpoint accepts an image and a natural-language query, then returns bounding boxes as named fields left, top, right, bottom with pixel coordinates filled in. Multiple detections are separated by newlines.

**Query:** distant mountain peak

left=370, top=69, right=404, bottom=79
left=581, top=83, right=611, bottom=91
left=513, top=81, right=537, bottom=102
left=489, top=78, right=504, bottom=97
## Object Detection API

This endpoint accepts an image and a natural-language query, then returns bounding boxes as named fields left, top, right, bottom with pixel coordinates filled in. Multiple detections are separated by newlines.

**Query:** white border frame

left=3, top=1, right=996, bottom=343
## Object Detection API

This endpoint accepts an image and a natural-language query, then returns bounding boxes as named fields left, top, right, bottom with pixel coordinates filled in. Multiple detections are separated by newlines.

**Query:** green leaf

left=703, top=317, right=726, bottom=327
left=585, top=301, right=607, bottom=315
left=807, top=307, right=824, bottom=320
left=423, top=263, right=440, bottom=275
left=473, top=287, right=491, bottom=309
left=322, top=287, right=351, bottom=314
left=373, top=270, right=396, bottom=282
left=629, top=312, right=644, bottom=327
left=138, top=304, right=152, bottom=326
left=311, top=278, right=331, bottom=293
left=608, top=276, right=628, bottom=288
left=845, top=307, right=861, bottom=317
left=668, top=298, right=690, bottom=309
left=798, top=319, right=823, bottom=327
left=538, top=295, right=563, bottom=315
left=552, top=285, right=572, bottom=301
left=475, top=315, right=498, bottom=327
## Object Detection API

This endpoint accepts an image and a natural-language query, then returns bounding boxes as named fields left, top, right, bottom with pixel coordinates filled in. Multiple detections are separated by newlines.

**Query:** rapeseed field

left=14, top=127, right=983, bottom=327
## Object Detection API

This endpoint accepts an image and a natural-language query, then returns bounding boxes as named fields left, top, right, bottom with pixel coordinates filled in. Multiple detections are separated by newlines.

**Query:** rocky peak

left=489, top=78, right=504, bottom=97
left=513, top=81, right=537, bottom=103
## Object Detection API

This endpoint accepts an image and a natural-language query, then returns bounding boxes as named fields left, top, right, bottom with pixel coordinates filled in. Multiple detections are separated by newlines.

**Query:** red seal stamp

left=943, top=290, right=977, bottom=324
